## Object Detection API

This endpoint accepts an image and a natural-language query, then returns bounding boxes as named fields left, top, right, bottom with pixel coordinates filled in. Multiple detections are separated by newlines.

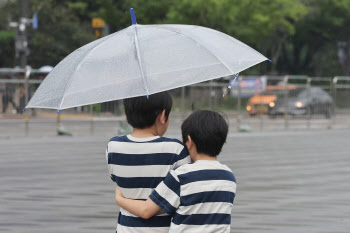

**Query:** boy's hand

left=115, top=187, right=124, bottom=205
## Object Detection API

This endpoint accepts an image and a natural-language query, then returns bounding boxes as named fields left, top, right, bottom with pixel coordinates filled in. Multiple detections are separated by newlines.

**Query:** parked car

left=246, top=90, right=281, bottom=115
left=268, top=87, right=334, bottom=118
left=246, top=85, right=297, bottom=116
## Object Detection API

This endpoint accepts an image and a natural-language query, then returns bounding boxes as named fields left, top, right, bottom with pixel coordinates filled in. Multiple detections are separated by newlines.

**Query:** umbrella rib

left=56, top=32, right=119, bottom=111
left=154, top=26, right=235, bottom=75
left=132, top=25, right=150, bottom=98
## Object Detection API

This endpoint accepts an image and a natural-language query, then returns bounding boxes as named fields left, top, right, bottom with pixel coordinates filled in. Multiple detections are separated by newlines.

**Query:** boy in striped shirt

left=115, top=110, right=236, bottom=233
left=106, top=92, right=191, bottom=233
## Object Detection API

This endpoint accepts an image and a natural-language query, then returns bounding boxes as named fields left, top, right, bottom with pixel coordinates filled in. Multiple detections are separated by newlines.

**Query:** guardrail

left=1, top=68, right=350, bottom=136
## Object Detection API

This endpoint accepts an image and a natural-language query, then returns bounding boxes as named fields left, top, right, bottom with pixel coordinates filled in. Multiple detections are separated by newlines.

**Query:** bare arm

left=115, top=187, right=161, bottom=219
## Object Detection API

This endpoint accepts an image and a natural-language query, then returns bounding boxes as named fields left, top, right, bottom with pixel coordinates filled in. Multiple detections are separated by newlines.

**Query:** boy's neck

left=192, top=153, right=217, bottom=162
left=131, top=127, right=158, bottom=138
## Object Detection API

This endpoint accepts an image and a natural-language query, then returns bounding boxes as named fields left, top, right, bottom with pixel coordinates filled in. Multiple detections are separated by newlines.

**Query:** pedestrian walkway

left=0, top=129, right=349, bottom=233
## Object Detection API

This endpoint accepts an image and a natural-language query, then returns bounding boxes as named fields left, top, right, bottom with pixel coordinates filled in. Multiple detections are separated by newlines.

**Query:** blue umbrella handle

left=223, top=74, right=239, bottom=98
left=130, top=8, right=137, bottom=25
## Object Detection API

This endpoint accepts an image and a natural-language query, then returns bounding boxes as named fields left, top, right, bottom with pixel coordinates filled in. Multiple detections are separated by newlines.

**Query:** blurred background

left=1, top=2, right=350, bottom=233
left=1, top=0, right=350, bottom=136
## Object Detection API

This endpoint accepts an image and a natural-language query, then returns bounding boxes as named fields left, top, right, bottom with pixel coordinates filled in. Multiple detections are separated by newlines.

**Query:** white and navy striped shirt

left=106, top=135, right=191, bottom=233
left=149, top=160, right=236, bottom=233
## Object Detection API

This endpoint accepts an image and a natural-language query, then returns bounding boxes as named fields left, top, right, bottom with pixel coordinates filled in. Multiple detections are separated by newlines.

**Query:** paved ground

left=1, top=112, right=350, bottom=138
left=0, top=129, right=350, bottom=233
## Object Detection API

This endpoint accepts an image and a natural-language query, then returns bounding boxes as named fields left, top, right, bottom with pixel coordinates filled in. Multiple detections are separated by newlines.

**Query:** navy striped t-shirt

left=149, top=160, right=236, bottom=233
left=106, top=135, right=191, bottom=233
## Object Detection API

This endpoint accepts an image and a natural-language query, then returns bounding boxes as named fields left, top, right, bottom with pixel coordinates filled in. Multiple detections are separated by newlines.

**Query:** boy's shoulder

left=107, top=136, right=187, bottom=156
left=109, top=135, right=129, bottom=142
left=157, top=136, right=183, bottom=145
left=220, top=163, right=234, bottom=173
left=173, top=161, right=235, bottom=180
left=154, top=137, right=187, bottom=156
left=108, top=135, right=183, bottom=144
left=172, top=162, right=195, bottom=174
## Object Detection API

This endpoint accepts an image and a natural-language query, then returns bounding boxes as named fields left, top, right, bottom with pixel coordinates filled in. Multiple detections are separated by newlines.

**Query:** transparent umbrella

left=25, top=8, right=269, bottom=112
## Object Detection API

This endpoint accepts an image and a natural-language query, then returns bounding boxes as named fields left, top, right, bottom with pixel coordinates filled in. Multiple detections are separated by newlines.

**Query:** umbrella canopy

left=26, top=9, right=268, bottom=111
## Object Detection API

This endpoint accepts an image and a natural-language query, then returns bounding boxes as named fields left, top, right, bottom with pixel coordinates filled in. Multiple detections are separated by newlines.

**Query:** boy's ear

left=159, top=109, right=166, bottom=124
left=186, top=135, right=193, bottom=150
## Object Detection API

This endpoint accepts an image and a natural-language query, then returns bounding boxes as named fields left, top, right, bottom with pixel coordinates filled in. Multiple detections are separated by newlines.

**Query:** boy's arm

left=116, top=170, right=181, bottom=219
left=174, top=144, right=191, bottom=168
left=115, top=187, right=161, bottom=219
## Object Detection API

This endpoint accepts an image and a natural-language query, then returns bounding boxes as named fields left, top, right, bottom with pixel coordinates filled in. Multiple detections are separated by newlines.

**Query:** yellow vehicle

left=246, top=86, right=297, bottom=116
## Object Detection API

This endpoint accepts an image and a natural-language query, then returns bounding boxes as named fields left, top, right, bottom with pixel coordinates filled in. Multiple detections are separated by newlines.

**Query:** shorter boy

left=115, top=110, right=236, bottom=233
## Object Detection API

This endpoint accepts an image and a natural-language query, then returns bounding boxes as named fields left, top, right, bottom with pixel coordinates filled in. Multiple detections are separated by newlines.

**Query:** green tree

left=166, top=0, right=307, bottom=74
left=0, top=0, right=17, bottom=67
left=2, top=0, right=348, bottom=77
left=278, top=0, right=350, bottom=76
left=28, top=0, right=94, bottom=67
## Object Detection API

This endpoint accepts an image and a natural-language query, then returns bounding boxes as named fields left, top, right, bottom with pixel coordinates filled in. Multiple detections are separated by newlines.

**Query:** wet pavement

left=0, top=129, right=350, bottom=232
left=1, top=112, right=350, bottom=138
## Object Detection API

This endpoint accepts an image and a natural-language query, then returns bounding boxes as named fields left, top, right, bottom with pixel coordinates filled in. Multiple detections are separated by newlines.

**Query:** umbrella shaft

left=133, top=25, right=150, bottom=98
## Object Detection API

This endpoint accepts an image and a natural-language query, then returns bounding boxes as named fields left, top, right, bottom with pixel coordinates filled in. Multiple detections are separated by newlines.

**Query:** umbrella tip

left=268, top=59, right=272, bottom=62
left=57, top=109, right=60, bottom=114
left=146, top=93, right=149, bottom=99
left=130, top=8, right=137, bottom=25
left=23, top=107, right=26, bottom=112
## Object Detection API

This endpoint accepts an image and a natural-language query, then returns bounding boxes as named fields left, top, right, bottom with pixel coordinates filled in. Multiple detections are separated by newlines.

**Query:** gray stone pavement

left=1, top=129, right=350, bottom=232
left=1, top=112, right=350, bottom=138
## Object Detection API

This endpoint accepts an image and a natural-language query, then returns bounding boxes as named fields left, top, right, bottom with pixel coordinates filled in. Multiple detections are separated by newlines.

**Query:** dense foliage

left=0, top=0, right=349, bottom=76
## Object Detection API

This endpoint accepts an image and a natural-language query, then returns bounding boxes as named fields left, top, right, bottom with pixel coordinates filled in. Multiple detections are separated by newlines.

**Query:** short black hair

left=181, top=110, right=228, bottom=157
left=123, top=92, right=172, bottom=129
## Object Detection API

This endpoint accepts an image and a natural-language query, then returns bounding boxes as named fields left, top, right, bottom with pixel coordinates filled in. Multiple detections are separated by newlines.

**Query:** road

left=0, top=129, right=350, bottom=232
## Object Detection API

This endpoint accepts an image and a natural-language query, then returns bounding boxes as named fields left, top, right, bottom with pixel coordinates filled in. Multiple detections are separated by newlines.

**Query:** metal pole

left=56, top=114, right=61, bottom=132
left=190, top=86, right=193, bottom=110
left=327, top=77, right=332, bottom=129
left=237, top=77, right=241, bottom=131
left=209, top=81, right=213, bottom=110
left=213, top=86, right=217, bottom=110
left=259, top=93, right=263, bottom=131
left=90, top=105, right=94, bottom=135
left=19, top=0, right=29, bottom=68
left=332, top=77, right=338, bottom=127
left=181, top=86, right=185, bottom=115
left=283, top=76, right=289, bottom=130
left=306, top=77, right=311, bottom=129
left=24, top=67, right=31, bottom=108
left=25, top=116, right=29, bottom=136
